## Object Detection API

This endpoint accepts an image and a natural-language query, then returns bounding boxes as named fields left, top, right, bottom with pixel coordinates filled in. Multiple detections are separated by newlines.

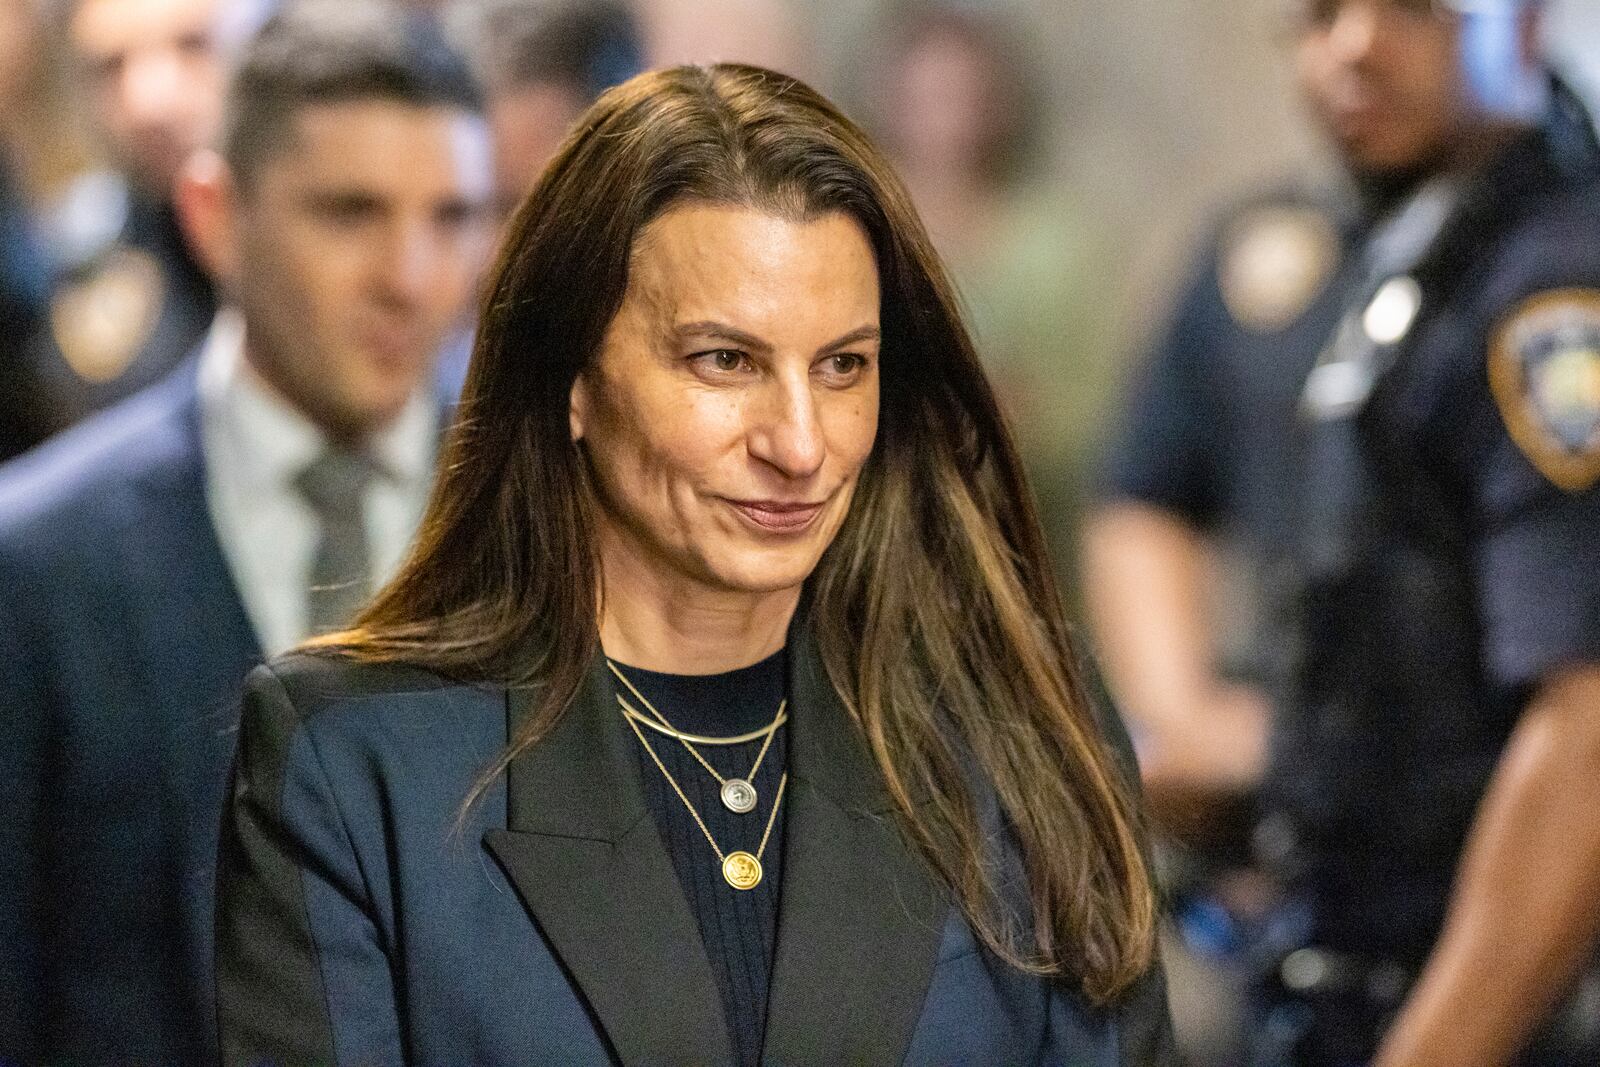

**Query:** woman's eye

left=820, top=353, right=868, bottom=380
left=692, top=349, right=749, bottom=374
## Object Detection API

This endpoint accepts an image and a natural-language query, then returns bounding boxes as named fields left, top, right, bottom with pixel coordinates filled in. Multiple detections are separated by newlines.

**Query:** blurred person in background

left=433, top=0, right=643, bottom=397
left=21, top=0, right=269, bottom=437
left=0, top=3, right=494, bottom=1058
left=0, top=0, right=97, bottom=460
left=1088, top=0, right=1600, bottom=1064
left=1087, top=0, right=1376, bottom=1055
left=863, top=3, right=1120, bottom=604
left=448, top=0, right=643, bottom=219
left=635, top=0, right=810, bottom=80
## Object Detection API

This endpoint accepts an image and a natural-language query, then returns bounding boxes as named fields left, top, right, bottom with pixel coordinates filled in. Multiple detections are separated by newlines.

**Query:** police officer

left=24, top=0, right=268, bottom=436
left=1085, top=28, right=1378, bottom=1067
left=1090, top=1, right=1600, bottom=1063
left=1086, top=24, right=1393, bottom=854
left=1288, top=2, right=1600, bottom=1063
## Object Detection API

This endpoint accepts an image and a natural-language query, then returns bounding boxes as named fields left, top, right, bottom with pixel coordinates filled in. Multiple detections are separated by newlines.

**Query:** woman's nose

left=747, top=374, right=826, bottom=479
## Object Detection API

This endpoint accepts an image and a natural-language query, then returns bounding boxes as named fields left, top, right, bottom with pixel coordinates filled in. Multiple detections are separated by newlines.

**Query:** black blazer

left=216, top=632, right=1177, bottom=1065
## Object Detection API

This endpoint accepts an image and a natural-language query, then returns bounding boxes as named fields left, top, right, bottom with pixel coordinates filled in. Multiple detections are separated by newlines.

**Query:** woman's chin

left=695, top=543, right=826, bottom=598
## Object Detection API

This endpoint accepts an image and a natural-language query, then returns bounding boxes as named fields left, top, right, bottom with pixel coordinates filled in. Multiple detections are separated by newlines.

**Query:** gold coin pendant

left=722, top=851, right=763, bottom=890
left=721, top=778, right=757, bottom=813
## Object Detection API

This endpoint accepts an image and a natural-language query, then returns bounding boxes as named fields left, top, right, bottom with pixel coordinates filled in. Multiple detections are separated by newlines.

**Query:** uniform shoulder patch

left=1218, top=205, right=1340, bottom=333
left=1488, top=289, right=1600, bottom=492
left=48, top=246, right=164, bottom=385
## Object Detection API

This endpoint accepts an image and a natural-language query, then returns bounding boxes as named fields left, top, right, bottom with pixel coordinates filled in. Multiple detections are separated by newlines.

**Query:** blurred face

left=0, top=0, right=42, bottom=118
left=71, top=0, right=228, bottom=196
left=1292, top=0, right=1471, bottom=175
left=230, top=101, right=494, bottom=439
left=489, top=80, right=585, bottom=217
left=571, top=204, right=882, bottom=600
left=885, top=27, right=1002, bottom=174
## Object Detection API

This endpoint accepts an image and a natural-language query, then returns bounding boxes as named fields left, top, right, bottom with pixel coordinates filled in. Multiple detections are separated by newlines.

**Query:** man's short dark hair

left=222, top=0, right=484, bottom=186
left=453, top=0, right=642, bottom=101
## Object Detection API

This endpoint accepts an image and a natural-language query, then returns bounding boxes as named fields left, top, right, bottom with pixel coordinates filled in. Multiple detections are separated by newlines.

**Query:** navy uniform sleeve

left=1443, top=198, right=1600, bottom=692
left=1098, top=238, right=1228, bottom=528
left=215, top=665, right=404, bottom=1064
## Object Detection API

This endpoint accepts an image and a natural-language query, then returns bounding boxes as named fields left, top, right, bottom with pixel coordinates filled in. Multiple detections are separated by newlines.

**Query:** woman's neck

left=596, top=546, right=797, bottom=676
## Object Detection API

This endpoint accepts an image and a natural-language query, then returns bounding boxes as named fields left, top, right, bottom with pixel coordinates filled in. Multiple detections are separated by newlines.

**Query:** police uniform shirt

left=27, top=179, right=216, bottom=435
left=196, top=310, right=437, bottom=657
left=1281, top=85, right=1600, bottom=964
left=1373, top=167, right=1600, bottom=702
left=1099, top=185, right=1366, bottom=683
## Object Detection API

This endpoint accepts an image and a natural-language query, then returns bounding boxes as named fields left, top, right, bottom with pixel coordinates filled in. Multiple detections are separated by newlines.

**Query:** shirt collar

left=197, top=308, right=438, bottom=493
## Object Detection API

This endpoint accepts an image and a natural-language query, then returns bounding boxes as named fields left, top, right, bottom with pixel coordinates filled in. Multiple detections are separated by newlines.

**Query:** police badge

left=48, top=246, right=165, bottom=385
left=1489, top=289, right=1600, bottom=492
left=1219, top=205, right=1340, bottom=334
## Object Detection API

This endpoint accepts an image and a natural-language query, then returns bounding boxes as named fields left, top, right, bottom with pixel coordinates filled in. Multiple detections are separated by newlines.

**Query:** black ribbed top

left=611, top=649, right=788, bottom=1067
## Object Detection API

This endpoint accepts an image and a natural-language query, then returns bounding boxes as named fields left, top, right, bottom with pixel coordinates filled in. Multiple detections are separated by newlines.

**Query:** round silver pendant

left=720, top=778, right=758, bottom=813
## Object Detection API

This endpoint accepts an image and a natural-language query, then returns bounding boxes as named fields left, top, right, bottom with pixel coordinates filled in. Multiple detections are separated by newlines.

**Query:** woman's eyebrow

left=673, top=321, right=771, bottom=352
left=672, top=321, right=882, bottom=353
left=820, top=325, right=882, bottom=352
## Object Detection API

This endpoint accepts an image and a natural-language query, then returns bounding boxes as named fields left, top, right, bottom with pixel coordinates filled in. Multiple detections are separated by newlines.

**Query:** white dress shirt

left=197, top=311, right=438, bottom=657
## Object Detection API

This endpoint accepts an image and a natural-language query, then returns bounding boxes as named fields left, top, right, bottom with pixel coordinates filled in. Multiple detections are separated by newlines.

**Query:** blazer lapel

left=763, top=632, right=948, bottom=1065
left=483, top=656, right=733, bottom=1065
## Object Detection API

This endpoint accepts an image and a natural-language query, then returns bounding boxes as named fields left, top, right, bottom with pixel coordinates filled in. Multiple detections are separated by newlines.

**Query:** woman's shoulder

left=241, top=651, right=507, bottom=758
left=227, top=654, right=513, bottom=906
left=254, top=650, right=470, bottom=706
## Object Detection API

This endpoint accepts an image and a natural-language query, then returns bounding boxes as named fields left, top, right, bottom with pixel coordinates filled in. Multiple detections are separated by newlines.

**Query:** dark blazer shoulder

left=246, top=654, right=504, bottom=772
left=0, top=367, right=199, bottom=551
left=259, top=646, right=467, bottom=703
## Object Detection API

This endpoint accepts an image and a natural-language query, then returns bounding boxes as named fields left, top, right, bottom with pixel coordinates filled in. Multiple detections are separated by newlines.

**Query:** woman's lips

left=726, top=498, right=825, bottom=533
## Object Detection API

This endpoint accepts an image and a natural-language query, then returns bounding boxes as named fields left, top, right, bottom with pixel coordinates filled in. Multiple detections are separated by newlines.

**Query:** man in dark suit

left=0, top=3, right=494, bottom=1059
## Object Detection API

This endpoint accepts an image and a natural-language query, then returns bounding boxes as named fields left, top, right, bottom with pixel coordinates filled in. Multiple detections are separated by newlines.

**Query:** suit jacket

left=216, top=635, right=1178, bottom=1065
left=0, top=369, right=262, bottom=1063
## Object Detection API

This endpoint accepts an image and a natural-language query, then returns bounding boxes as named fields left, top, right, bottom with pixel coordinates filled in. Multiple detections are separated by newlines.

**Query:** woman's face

left=571, top=202, right=881, bottom=601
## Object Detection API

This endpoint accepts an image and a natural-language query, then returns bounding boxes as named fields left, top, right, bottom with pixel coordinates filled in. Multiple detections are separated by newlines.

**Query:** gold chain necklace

left=607, top=660, right=785, bottom=814
left=621, top=707, right=787, bottom=890
left=615, top=700, right=788, bottom=746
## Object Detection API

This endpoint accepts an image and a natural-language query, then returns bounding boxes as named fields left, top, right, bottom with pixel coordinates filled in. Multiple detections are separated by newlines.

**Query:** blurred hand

left=1135, top=682, right=1270, bottom=841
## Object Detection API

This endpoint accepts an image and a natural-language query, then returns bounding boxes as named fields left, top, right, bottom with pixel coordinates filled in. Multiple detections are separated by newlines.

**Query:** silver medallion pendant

left=720, top=778, right=758, bottom=813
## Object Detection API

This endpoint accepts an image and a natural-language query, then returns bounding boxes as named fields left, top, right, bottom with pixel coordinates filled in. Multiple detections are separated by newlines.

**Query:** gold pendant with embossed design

left=722, top=851, right=762, bottom=890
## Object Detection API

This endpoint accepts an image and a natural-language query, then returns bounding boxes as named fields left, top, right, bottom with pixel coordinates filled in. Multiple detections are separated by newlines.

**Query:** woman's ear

left=569, top=373, right=590, bottom=442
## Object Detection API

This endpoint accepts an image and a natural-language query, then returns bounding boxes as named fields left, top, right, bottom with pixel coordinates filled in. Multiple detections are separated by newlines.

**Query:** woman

left=215, top=63, right=1175, bottom=1065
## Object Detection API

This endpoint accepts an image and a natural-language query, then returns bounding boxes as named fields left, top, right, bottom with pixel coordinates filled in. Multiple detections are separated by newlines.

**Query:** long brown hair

left=326, top=63, right=1155, bottom=1001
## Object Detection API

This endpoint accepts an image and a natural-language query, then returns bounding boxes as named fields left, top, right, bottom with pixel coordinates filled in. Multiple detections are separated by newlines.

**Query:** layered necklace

left=608, top=659, right=788, bottom=891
